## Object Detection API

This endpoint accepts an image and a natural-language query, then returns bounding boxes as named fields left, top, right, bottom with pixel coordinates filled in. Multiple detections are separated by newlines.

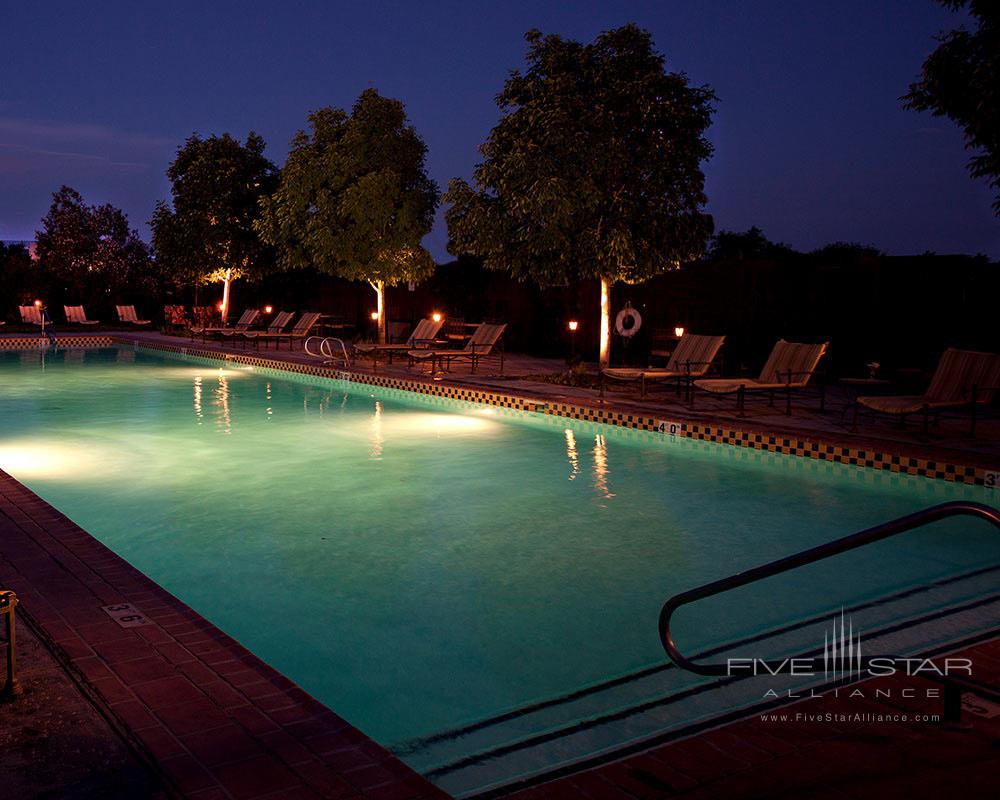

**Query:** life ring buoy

left=615, top=306, right=642, bottom=337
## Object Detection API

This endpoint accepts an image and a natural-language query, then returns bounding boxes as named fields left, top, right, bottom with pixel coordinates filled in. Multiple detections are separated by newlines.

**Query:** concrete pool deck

left=1, top=330, right=999, bottom=798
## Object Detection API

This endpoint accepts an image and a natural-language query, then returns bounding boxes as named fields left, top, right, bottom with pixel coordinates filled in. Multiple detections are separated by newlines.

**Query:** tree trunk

left=220, top=269, right=232, bottom=325
left=599, top=275, right=612, bottom=369
left=371, top=280, right=386, bottom=344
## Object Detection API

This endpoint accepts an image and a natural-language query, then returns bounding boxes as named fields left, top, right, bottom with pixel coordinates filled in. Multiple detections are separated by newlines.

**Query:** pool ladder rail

left=659, top=499, right=1000, bottom=718
left=304, top=336, right=352, bottom=368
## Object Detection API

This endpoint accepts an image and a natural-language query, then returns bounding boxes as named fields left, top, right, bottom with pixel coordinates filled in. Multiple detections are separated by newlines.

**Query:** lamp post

left=674, top=325, right=685, bottom=339
left=370, top=310, right=380, bottom=342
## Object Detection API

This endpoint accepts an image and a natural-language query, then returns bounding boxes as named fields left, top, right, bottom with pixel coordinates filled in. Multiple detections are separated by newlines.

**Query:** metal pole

left=1, top=590, right=20, bottom=698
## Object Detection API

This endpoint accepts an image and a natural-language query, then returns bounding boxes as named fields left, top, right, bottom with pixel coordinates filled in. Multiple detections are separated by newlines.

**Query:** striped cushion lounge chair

left=64, top=305, right=99, bottom=325
left=354, top=317, right=445, bottom=371
left=693, top=339, right=828, bottom=415
left=241, top=311, right=294, bottom=348
left=855, top=348, right=1000, bottom=437
left=601, top=333, right=726, bottom=398
left=408, top=322, right=507, bottom=374
left=249, top=312, right=321, bottom=350
left=116, top=305, right=151, bottom=325
left=19, top=305, right=43, bottom=326
left=191, top=308, right=259, bottom=341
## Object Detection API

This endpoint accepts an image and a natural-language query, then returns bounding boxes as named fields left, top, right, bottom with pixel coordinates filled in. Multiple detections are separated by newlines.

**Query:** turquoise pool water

left=1, top=348, right=997, bottom=755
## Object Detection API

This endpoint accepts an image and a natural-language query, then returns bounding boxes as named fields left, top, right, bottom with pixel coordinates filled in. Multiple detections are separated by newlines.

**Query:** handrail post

left=1, top=590, right=21, bottom=698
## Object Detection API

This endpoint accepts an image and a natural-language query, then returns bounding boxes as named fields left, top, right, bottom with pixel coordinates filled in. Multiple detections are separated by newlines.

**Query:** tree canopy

left=35, top=186, right=153, bottom=303
left=258, top=89, right=439, bottom=341
left=151, top=132, right=277, bottom=317
left=904, top=1, right=1000, bottom=214
left=444, top=24, right=715, bottom=365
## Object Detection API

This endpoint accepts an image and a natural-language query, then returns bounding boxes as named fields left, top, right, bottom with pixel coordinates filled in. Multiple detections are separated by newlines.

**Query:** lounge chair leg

left=640, top=375, right=646, bottom=399
left=600, top=374, right=605, bottom=398
left=786, top=387, right=792, bottom=416
left=738, top=386, right=745, bottom=416
left=768, top=390, right=774, bottom=407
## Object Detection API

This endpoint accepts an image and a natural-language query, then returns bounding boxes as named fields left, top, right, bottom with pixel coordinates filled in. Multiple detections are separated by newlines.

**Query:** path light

left=568, top=320, right=579, bottom=332
left=217, top=301, right=224, bottom=311
left=370, top=311, right=380, bottom=321
left=264, top=305, right=273, bottom=314
left=431, top=311, right=442, bottom=323
left=34, top=299, right=42, bottom=308
left=674, top=326, right=685, bottom=338
left=568, top=319, right=579, bottom=360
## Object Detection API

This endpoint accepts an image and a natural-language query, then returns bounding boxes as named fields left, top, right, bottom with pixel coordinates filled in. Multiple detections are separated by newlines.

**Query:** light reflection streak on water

left=593, top=433, right=615, bottom=503
left=213, top=375, right=231, bottom=434
left=193, top=377, right=203, bottom=423
left=564, top=429, right=579, bottom=481
left=370, top=400, right=384, bottom=459
left=265, top=382, right=273, bottom=419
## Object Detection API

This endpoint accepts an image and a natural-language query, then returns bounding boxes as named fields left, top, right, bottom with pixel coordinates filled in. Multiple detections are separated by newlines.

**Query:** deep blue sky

left=3, top=1, right=997, bottom=259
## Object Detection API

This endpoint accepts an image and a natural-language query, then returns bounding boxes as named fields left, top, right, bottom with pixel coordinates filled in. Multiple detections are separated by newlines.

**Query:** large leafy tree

left=445, top=25, right=715, bottom=367
left=258, top=89, right=439, bottom=343
left=904, top=1, right=1000, bottom=214
left=35, top=186, right=153, bottom=303
left=151, top=132, right=276, bottom=322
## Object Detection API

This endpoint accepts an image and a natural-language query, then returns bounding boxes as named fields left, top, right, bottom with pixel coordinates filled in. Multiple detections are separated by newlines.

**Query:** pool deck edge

left=0, top=469, right=448, bottom=800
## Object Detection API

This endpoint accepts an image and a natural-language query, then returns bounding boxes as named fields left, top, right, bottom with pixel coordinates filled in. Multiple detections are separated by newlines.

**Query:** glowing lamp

left=568, top=320, right=579, bottom=332
left=217, top=301, right=224, bottom=311
left=431, top=312, right=442, bottom=323
left=674, top=326, right=685, bottom=338
left=34, top=299, right=42, bottom=308
left=370, top=311, right=380, bottom=321
left=264, top=305, right=273, bottom=314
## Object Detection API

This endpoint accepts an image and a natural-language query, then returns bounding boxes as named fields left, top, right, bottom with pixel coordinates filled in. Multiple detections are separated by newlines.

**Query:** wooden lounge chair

left=354, top=317, right=445, bottom=371
left=19, top=305, right=43, bottom=326
left=250, top=312, right=320, bottom=350
left=241, top=311, right=294, bottom=348
left=693, top=339, right=828, bottom=415
left=116, top=305, right=151, bottom=326
left=64, top=305, right=99, bottom=325
left=601, top=333, right=726, bottom=398
left=855, top=348, right=1000, bottom=437
left=191, top=308, right=259, bottom=341
left=408, top=322, right=507, bottom=374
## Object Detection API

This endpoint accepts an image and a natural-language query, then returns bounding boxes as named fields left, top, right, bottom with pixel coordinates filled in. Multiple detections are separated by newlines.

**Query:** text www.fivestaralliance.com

left=760, top=712, right=940, bottom=723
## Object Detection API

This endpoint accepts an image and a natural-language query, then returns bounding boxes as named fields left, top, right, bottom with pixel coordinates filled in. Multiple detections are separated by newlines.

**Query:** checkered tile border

left=0, top=335, right=115, bottom=349
left=92, top=336, right=993, bottom=488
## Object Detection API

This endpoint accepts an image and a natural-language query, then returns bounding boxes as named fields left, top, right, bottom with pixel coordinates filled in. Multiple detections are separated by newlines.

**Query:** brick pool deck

left=2, top=330, right=999, bottom=798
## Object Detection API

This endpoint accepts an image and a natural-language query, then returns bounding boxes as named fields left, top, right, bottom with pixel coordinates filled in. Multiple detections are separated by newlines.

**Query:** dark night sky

left=2, top=1, right=997, bottom=259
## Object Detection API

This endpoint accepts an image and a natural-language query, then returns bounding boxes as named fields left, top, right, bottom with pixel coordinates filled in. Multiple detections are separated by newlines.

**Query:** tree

left=35, top=186, right=153, bottom=304
left=0, top=241, right=37, bottom=310
left=707, top=227, right=798, bottom=262
left=445, top=25, right=715, bottom=367
left=904, top=1, right=1000, bottom=214
left=151, top=132, right=276, bottom=323
left=258, top=89, right=439, bottom=343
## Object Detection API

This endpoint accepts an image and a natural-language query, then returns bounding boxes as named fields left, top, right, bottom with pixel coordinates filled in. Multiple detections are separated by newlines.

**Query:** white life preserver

left=615, top=306, right=642, bottom=337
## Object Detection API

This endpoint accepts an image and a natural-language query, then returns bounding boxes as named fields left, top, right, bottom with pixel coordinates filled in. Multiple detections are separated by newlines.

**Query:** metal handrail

left=659, top=500, right=1000, bottom=676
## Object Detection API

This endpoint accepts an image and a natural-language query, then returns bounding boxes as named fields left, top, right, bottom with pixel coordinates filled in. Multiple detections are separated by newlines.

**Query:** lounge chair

left=854, top=348, right=1000, bottom=437
left=116, top=305, right=151, bottom=326
left=163, top=305, right=188, bottom=332
left=693, top=339, right=828, bottom=415
left=601, top=333, right=726, bottom=398
left=191, top=308, right=259, bottom=341
left=354, top=317, right=445, bottom=372
left=241, top=311, right=294, bottom=348
left=408, top=322, right=507, bottom=374
left=19, top=305, right=43, bottom=326
left=249, top=312, right=320, bottom=350
left=64, top=306, right=99, bottom=325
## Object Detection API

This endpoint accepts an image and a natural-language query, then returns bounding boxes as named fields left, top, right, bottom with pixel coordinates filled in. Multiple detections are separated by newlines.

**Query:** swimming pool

left=2, top=347, right=998, bottom=794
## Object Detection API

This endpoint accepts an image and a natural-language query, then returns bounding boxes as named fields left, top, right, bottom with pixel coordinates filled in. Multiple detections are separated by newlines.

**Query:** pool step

left=397, top=566, right=1000, bottom=798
